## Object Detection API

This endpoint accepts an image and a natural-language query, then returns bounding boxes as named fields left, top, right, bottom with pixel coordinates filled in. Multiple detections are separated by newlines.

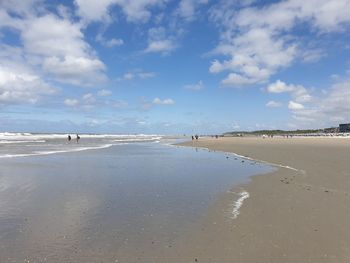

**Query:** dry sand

left=175, top=137, right=350, bottom=263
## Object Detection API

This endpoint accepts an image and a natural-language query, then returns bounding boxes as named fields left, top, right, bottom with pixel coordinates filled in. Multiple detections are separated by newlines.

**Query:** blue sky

left=1, top=0, right=350, bottom=134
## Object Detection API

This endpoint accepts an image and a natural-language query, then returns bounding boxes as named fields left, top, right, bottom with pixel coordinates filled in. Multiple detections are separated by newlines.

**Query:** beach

left=0, top=135, right=273, bottom=262
left=1, top=135, right=350, bottom=262
left=177, top=136, right=350, bottom=263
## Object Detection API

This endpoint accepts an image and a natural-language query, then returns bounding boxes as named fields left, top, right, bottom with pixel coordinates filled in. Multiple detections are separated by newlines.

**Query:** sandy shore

left=176, top=137, right=350, bottom=263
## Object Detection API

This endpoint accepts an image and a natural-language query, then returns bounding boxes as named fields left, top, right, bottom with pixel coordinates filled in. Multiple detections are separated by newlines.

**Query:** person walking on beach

left=76, top=134, right=80, bottom=143
left=68, top=135, right=71, bottom=142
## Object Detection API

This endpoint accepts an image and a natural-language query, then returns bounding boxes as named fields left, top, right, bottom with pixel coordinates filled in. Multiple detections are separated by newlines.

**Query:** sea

left=0, top=132, right=274, bottom=262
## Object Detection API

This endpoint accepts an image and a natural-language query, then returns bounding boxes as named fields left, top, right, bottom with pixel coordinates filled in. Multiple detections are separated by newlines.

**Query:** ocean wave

left=231, top=191, right=250, bottom=219
left=113, top=137, right=163, bottom=143
left=0, top=144, right=114, bottom=159
left=0, top=140, right=46, bottom=144
left=0, top=132, right=163, bottom=141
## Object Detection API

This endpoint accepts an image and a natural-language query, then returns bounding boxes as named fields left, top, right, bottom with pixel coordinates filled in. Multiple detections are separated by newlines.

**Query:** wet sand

left=0, top=141, right=271, bottom=263
left=177, top=137, right=350, bottom=263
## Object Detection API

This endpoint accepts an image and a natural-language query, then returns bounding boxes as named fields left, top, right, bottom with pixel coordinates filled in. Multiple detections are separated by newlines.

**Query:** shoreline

left=175, top=137, right=350, bottom=263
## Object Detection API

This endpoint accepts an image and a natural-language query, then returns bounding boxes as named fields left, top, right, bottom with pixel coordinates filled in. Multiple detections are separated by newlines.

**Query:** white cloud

left=96, top=32, right=124, bottom=47
left=290, top=79, right=350, bottom=127
left=123, top=73, right=135, bottom=80
left=0, top=43, right=57, bottom=105
left=65, top=92, right=128, bottom=110
left=184, top=80, right=203, bottom=91
left=301, top=49, right=326, bottom=63
left=145, top=39, right=176, bottom=54
left=105, top=38, right=124, bottom=47
left=82, top=93, right=96, bottom=104
left=64, top=98, right=79, bottom=107
left=267, top=80, right=295, bottom=93
left=22, top=14, right=86, bottom=57
left=152, top=97, right=175, bottom=105
left=0, top=69, right=54, bottom=104
left=74, top=0, right=166, bottom=23
left=0, top=0, right=43, bottom=17
left=144, top=27, right=177, bottom=54
left=222, top=73, right=259, bottom=86
left=209, top=0, right=350, bottom=87
left=121, top=71, right=156, bottom=80
left=176, top=0, right=208, bottom=21
left=288, top=101, right=304, bottom=110
left=267, top=80, right=312, bottom=103
left=74, top=0, right=114, bottom=22
left=98, top=89, right=112, bottom=96
left=0, top=6, right=107, bottom=87
left=266, top=100, right=282, bottom=108
left=42, top=56, right=106, bottom=86
left=100, top=37, right=124, bottom=47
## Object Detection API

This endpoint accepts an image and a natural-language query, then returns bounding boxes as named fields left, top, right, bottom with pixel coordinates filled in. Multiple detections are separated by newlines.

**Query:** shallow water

left=0, top=140, right=273, bottom=262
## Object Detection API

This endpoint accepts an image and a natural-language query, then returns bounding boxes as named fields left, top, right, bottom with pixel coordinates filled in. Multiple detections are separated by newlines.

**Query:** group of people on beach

left=192, top=135, right=199, bottom=140
left=67, top=134, right=80, bottom=143
left=191, top=134, right=219, bottom=140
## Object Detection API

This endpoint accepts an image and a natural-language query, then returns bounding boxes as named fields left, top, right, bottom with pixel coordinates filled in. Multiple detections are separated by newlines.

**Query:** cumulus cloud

left=64, top=92, right=127, bottom=110
left=176, top=0, right=209, bottom=21
left=0, top=44, right=56, bottom=105
left=267, top=80, right=295, bottom=93
left=267, top=80, right=312, bottom=103
left=0, top=65, right=55, bottom=105
left=221, top=73, right=261, bottom=86
left=266, top=100, right=282, bottom=108
left=290, top=79, right=350, bottom=127
left=209, top=0, right=350, bottom=87
left=74, top=0, right=166, bottom=23
left=0, top=3, right=107, bottom=87
left=288, top=101, right=304, bottom=110
left=184, top=80, right=204, bottom=91
left=145, top=39, right=176, bottom=54
left=152, top=97, right=175, bottom=105
left=144, top=27, right=177, bottom=54
left=64, top=98, right=79, bottom=107
left=42, top=56, right=106, bottom=86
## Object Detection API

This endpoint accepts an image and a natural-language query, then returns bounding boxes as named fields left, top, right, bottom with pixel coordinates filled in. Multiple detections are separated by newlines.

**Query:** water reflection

left=0, top=142, right=273, bottom=262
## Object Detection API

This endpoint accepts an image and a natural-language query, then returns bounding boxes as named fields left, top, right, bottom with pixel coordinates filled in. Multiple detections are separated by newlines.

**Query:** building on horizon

left=339, top=123, right=350, bottom=133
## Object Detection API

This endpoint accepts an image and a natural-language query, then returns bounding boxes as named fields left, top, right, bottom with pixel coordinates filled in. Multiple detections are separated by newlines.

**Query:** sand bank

left=176, top=137, right=350, bottom=263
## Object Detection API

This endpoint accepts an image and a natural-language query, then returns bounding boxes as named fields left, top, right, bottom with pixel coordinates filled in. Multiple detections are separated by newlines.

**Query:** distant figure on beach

left=67, top=135, right=71, bottom=142
left=215, top=135, right=218, bottom=139
left=195, top=135, right=199, bottom=140
left=76, top=134, right=80, bottom=143
left=192, top=135, right=194, bottom=140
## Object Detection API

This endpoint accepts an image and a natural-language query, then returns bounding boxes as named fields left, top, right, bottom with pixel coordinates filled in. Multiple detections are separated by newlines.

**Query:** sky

left=1, top=0, right=350, bottom=134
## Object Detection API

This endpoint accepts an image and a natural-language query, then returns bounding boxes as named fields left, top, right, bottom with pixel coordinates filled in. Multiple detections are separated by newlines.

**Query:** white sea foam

left=229, top=152, right=300, bottom=172
left=113, top=137, right=162, bottom=143
left=0, top=132, right=163, bottom=141
left=0, top=140, right=46, bottom=144
left=231, top=191, right=250, bottom=219
left=0, top=144, right=114, bottom=159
